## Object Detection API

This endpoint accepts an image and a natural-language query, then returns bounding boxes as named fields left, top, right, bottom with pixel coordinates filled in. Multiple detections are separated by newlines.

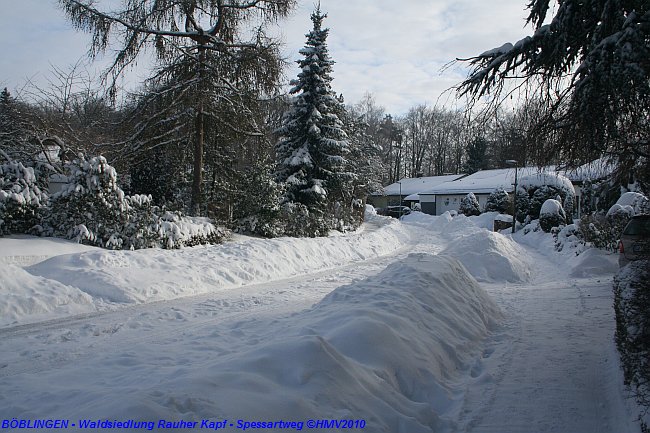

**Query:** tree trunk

left=191, top=46, right=206, bottom=216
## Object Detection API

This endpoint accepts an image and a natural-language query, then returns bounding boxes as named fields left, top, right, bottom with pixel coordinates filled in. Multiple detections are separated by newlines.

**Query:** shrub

left=614, top=261, right=650, bottom=428
left=42, top=155, right=228, bottom=249
left=577, top=211, right=630, bottom=252
left=539, top=199, right=566, bottom=232
left=553, top=223, right=586, bottom=253
left=277, top=202, right=329, bottom=238
left=459, top=192, right=481, bottom=216
left=485, top=187, right=511, bottom=214
left=0, top=159, right=49, bottom=235
left=514, top=188, right=530, bottom=223
left=518, top=173, right=575, bottom=222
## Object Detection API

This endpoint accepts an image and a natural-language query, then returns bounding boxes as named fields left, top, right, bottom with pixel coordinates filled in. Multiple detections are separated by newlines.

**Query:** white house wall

left=435, top=194, right=489, bottom=215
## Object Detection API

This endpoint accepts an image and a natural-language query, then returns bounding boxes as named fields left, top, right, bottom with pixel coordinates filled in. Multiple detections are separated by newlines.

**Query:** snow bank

left=567, top=248, right=618, bottom=278
left=0, top=265, right=96, bottom=326
left=0, top=235, right=98, bottom=266
left=402, top=211, right=532, bottom=283
left=4, top=254, right=501, bottom=432
left=441, top=230, right=532, bottom=283
left=1, top=216, right=409, bottom=325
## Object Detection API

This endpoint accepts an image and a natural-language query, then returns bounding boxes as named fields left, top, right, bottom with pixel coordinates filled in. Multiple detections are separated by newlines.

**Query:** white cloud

left=1, top=0, right=535, bottom=114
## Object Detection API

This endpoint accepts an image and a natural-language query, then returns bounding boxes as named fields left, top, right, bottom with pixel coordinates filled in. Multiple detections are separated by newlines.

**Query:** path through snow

left=452, top=243, right=638, bottom=432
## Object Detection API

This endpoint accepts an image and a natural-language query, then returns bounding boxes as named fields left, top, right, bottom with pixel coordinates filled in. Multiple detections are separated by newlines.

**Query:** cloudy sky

left=0, top=0, right=534, bottom=114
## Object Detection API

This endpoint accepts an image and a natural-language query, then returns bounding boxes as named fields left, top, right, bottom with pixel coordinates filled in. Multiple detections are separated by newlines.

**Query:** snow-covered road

left=0, top=211, right=640, bottom=432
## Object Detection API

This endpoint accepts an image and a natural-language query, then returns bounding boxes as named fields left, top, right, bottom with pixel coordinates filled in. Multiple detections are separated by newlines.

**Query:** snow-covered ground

left=0, top=210, right=641, bottom=432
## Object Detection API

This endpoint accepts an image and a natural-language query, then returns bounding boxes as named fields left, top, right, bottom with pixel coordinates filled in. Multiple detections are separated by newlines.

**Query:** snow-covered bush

left=577, top=212, right=627, bottom=252
left=0, top=159, right=49, bottom=235
left=459, top=192, right=481, bottom=216
left=42, top=155, right=129, bottom=246
left=580, top=191, right=649, bottom=252
left=553, top=223, right=586, bottom=253
left=43, top=155, right=228, bottom=249
left=515, top=188, right=530, bottom=223
left=607, top=192, right=649, bottom=217
left=539, top=199, right=566, bottom=232
left=519, top=173, right=575, bottom=221
left=614, top=260, right=650, bottom=426
left=484, top=187, right=510, bottom=214
left=232, top=166, right=285, bottom=238
left=153, top=211, right=228, bottom=249
left=277, top=201, right=328, bottom=238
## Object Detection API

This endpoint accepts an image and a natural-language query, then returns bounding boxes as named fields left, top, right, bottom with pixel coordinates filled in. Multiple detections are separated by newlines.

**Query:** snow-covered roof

left=404, top=193, right=420, bottom=201
left=559, top=158, right=616, bottom=182
left=374, top=175, right=465, bottom=196
left=419, top=167, right=552, bottom=195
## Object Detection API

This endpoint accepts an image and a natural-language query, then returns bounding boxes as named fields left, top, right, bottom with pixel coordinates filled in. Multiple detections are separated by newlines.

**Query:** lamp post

left=397, top=181, right=403, bottom=219
left=505, top=160, right=518, bottom=233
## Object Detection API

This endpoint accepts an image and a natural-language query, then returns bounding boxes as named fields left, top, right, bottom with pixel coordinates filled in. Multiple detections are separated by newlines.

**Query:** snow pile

left=0, top=235, right=98, bottom=266
left=567, top=248, right=618, bottom=278
left=2, top=254, right=501, bottom=432
left=0, top=215, right=409, bottom=325
left=402, top=211, right=532, bottom=283
left=0, top=265, right=96, bottom=325
left=441, top=230, right=532, bottom=283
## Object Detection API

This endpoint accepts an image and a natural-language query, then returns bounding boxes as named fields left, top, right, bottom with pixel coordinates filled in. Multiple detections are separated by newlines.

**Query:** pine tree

left=58, top=0, right=295, bottom=215
left=459, top=192, right=481, bottom=216
left=275, top=7, right=351, bottom=236
left=463, top=135, right=488, bottom=174
left=484, top=187, right=511, bottom=214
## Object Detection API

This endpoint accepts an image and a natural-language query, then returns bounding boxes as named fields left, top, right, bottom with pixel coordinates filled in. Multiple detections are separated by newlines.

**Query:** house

left=367, top=175, right=465, bottom=210
left=418, top=167, right=558, bottom=215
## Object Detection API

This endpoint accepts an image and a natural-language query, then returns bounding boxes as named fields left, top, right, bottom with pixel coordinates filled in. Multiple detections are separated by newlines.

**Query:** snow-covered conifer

left=463, top=136, right=488, bottom=175
left=484, top=187, right=511, bottom=214
left=44, top=154, right=228, bottom=249
left=275, top=7, right=351, bottom=236
left=459, top=192, right=481, bottom=216
left=0, top=156, right=48, bottom=235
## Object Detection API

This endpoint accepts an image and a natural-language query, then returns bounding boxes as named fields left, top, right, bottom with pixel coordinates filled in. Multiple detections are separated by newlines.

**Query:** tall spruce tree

left=275, top=7, right=352, bottom=236
left=463, top=135, right=488, bottom=174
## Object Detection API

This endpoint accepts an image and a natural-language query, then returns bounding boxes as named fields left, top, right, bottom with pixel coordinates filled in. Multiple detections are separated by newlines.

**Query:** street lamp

left=505, top=160, right=518, bottom=233
left=397, top=181, right=403, bottom=219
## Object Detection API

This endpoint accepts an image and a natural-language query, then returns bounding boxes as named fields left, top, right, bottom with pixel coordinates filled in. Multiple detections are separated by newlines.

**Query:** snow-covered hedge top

left=519, top=172, right=574, bottom=194
left=540, top=199, right=563, bottom=216
left=607, top=192, right=649, bottom=217
left=0, top=161, right=48, bottom=206
left=495, top=214, right=513, bottom=222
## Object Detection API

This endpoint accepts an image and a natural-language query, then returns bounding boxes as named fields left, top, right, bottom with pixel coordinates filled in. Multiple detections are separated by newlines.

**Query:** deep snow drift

left=0, top=213, right=409, bottom=327
left=1, top=253, right=502, bottom=433
left=402, top=211, right=532, bottom=283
